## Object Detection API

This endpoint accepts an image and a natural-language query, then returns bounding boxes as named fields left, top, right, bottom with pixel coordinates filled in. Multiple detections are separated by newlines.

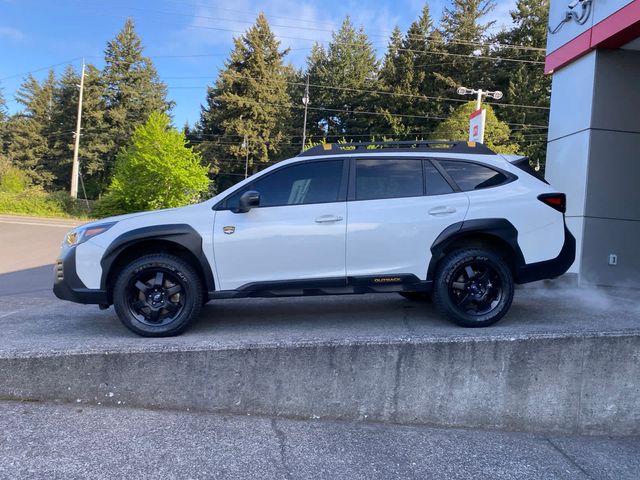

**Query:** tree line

left=0, top=0, right=549, bottom=205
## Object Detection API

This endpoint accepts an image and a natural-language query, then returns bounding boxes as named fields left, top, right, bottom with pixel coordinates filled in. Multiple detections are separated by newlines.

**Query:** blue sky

left=0, top=0, right=515, bottom=128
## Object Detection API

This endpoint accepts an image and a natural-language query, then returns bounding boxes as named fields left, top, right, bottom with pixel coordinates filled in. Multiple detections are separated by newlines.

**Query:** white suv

left=54, top=141, right=575, bottom=337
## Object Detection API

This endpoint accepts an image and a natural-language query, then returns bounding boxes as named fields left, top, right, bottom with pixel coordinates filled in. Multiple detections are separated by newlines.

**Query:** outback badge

left=223, top=226, right=236, bottom=235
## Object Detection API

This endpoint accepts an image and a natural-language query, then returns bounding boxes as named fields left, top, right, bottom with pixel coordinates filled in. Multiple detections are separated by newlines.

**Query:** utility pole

left=243, top=134, right=249, bottom=179
left=456, top=86, right=503, bottom=144
left=301, top=74, right=310, bottom=153
left=70, top=59, right=85, bottom=199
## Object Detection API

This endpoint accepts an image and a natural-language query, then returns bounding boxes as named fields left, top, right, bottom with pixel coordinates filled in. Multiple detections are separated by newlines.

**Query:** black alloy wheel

left=127, top=268, right=186, bottom=327
left=113, top=254, right=203, bottom=337
left=434, top=248, right=514, bottom=328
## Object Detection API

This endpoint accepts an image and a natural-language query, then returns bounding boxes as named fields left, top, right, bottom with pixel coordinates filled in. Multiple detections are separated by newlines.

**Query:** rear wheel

left=433, top=248, right=513, bottom=328
left=112, top=254, right=203, bottom=337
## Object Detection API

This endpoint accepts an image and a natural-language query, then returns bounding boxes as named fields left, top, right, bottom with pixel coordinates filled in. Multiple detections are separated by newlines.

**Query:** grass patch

left=0, top=188, right=94, bottom=219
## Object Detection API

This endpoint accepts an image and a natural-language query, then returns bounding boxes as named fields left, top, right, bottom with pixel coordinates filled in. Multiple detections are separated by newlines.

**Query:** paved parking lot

left=1, top=215, right=639, bottom=479
left=1, top=214, right=639, bottom=355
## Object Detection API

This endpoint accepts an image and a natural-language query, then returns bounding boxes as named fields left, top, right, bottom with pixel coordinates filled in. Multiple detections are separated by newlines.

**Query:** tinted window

left=224, top=160, right=343, bottom=209
left=439, top=161, right=508, bottom=191
left=424, top=161, right=454, bottom=195
left=355, top=159, right=423, bottom=201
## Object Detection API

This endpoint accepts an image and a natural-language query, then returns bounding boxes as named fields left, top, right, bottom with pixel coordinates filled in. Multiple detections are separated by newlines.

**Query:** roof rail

left=297, top=140, right=495, bottom=157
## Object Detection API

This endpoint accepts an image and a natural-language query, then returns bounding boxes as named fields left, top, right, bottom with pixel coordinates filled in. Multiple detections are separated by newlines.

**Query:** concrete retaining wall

left=1, top=332, right=639, bottom=435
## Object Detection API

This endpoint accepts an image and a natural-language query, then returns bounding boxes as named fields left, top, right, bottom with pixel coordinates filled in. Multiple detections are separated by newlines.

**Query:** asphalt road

left=1, top=400, right=639, bottom=480
left=0, top=215, right=80, bottom=296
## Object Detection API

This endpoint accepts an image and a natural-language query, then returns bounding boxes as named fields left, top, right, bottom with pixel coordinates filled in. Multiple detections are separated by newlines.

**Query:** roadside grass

left=0, top=189, right=95, bottom=220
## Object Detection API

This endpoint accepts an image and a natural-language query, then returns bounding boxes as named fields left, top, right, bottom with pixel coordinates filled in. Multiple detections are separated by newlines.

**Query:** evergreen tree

left=493, top=0, right=550, bottom=170
left=6, top=70, right=57, bottom=185
left=198, top=13, right=291, bottom=190
left=378, top=4, right=443, bottom=136
left=48, top=65, right=80, bottom=190
left=101, top=18, right=170, bottom=192
left=306, top=17, right=378, bottom=140
left=0, top=85, right=7, bottom=153
left=432, top=101, right=518, bottom=153
left=435, top=1, right=496, bottom=90
left=97, top=112, right=209, bottom=215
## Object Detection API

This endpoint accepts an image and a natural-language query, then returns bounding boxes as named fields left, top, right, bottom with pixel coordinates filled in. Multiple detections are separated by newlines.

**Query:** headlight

left=64, top=222, right=116, bottom=247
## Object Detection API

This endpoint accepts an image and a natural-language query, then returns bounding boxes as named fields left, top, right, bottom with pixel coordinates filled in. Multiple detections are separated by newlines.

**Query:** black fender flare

left=427, top=218, right=525, bottom=281
left=100, top=224, right=215, bottom=293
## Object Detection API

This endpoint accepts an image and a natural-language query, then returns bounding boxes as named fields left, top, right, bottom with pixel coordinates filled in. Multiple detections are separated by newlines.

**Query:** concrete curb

left=2, top=332, right=639, bottom=435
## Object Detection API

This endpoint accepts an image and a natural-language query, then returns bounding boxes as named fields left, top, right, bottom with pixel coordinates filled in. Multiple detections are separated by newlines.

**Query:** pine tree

left=0, top=85, right=7, bottom=154
left=47, top=65, right=80, bottom=190
left=493, top=0, right=550, bottom=170
left=435, top=1, right=496, bottom=91
left=6, top=70, right=57, bottom=185
left=198, top=13, right=291, bottom=190
left=378, top=4, right=442, bottom=136
left=101, top=18, right=170, bottom=192
left=432, top=101, right=518, bottom=153
left=306, top=17, right=378, bottom=141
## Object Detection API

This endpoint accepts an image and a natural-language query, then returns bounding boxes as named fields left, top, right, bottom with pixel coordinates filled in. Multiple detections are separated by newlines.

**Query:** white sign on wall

left=469, top=108, right=486, bottom=143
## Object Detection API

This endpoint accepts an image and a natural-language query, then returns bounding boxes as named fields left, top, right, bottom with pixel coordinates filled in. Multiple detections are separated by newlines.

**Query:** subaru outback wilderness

left=54, top=141, right=575, bottom=337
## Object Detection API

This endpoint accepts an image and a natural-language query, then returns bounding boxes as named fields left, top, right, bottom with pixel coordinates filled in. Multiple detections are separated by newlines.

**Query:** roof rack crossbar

left=297, top=140, right=495, bottom=157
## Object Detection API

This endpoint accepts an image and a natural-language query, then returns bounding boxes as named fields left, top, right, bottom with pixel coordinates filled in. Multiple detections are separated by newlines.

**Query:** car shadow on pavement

left=0, top=265, right=55, bottom=297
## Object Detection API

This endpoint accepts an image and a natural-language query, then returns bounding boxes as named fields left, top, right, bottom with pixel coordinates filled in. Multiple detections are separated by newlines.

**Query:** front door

left=213, top=159, right=347, bottom=291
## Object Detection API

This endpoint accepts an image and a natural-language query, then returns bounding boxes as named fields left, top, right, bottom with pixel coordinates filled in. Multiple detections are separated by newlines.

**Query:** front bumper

left=515, top=225, right=576, bottom=284
left=53, top=246, right=108, bottom=305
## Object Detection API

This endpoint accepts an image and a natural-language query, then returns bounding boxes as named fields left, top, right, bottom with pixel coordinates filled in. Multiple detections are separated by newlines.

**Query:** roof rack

left=297, top=140, right=495, bottom=157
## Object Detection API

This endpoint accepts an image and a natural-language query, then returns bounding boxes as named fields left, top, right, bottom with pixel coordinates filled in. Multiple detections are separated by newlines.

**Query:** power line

left=166, top=77, right=550, bottom=111
left=72, top=3, right=545, bottom=65
left=76, top=0, right=547, bottom=54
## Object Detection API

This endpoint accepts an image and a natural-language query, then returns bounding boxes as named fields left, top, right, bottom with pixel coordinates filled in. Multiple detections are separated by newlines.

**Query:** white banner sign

left=469, top=108, right=486, bottom=143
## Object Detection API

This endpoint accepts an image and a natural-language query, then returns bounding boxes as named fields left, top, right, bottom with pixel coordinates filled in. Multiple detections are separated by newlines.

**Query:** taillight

left=538, top=193, right=566, bottom=213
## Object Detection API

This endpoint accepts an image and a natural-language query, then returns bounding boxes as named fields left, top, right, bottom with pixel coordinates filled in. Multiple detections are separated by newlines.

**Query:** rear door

left=345, top=158, right=469, bottom=280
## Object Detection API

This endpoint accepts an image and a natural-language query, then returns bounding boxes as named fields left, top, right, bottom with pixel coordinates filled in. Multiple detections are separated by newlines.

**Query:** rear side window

left=439, top=161, right=508, bottom=191
left=424, top=161, right=454, bottom=195
left=355, top=159, right=423, bottom=201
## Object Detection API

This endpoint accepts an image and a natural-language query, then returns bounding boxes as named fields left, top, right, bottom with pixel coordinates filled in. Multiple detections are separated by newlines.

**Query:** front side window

left=355, top=159, right=423, bottom=201
left=438, top=160, right=509, bottom=191
left=223, top=160, right=343, bottom=209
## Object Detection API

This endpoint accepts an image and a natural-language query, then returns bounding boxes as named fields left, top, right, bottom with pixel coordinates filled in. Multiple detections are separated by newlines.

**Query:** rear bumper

left=515, top=225, right=576, bottom=284
left=53, top=246, right=108, bottom=305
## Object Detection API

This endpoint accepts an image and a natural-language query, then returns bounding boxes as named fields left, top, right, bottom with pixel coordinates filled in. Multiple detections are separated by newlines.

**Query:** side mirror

left=237, top=190, right=260, bottom=213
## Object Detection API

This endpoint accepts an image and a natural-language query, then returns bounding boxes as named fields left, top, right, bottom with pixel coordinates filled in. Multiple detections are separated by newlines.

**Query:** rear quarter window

left=438, top=160, right=510, bottom=191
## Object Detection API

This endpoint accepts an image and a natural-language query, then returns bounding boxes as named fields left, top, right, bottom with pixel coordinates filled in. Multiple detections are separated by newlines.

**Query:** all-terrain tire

left=433, top=248, right=514, bottom=328
left=112, top=254, right=203, bottom=337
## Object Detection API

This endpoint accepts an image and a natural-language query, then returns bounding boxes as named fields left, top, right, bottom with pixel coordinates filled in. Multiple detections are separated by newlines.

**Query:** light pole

left=456, top=86, right=503, bottom=143
left=242, top=134, right=249, bottom=179
left=301, top=75, right=310, bottom=153
left=70, top=59, right=85, bottom=199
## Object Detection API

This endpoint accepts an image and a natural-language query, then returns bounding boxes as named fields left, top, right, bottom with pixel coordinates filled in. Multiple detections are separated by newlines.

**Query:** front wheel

left=112, top=254, right=203, bottom=337
left=433, top=248, right=514, bottom=328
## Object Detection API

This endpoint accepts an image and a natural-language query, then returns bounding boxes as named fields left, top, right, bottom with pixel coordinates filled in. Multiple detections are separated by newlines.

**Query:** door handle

left=315, top=215, right=343, bottom=223
left=428, top=206, right=457, bottom=216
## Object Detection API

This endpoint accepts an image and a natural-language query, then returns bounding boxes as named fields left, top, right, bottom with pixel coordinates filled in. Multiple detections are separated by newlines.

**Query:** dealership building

left=545, top=0, right=640, bottom=287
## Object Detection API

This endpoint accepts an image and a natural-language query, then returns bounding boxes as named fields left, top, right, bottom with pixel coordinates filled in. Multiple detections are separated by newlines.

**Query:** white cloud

left=0, top=26, right=26, bottom=42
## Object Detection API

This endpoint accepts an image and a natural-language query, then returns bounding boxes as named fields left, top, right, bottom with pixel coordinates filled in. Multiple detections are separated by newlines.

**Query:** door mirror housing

left=237, top=190, right=260, bottom=213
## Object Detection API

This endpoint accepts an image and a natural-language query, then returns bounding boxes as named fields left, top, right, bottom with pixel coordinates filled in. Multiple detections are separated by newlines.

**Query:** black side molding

left=210, top=275, right=432, bottom=300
